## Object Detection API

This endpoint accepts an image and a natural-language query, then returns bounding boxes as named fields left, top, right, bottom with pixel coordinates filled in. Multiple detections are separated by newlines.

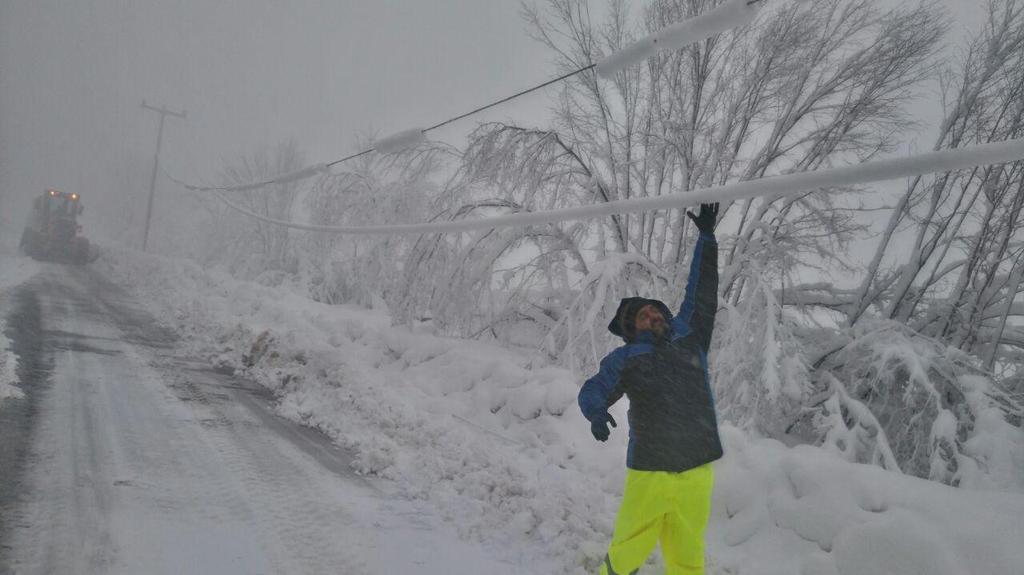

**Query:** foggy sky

left=0, top=0, right=985, bottom=247
left=0, top=0, right=551, bottom=244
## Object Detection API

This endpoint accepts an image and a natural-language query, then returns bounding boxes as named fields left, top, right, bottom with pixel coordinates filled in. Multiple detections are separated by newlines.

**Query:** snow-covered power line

left=595, top=0, right=761, bottom=78
left=173, top=62, right=597, bottom=192
left=173, top=63, right=597, bottom=191
left=179, top=164, right=330, bottom=193
left=171, top=0, right=767, bottom=193
left=372, top=129, right=426, bottom=155
left=214, top=137, right=1024, bottom=235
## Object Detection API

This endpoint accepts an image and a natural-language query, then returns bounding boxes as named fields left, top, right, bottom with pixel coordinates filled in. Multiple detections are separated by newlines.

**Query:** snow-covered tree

left=169, top=0, right=1023, bottom=489
left=789, top=0, right=1024, bottom=485
left=847, top=0, right=1024, bottom=362
left=198, top=141, right=305, bottom=278
left=415, top=0, right=942, bottom=350
left=303, top=141, right=451, bottom=309
left=408, top=0, right=1022, bottom=486
left=422, top=0, right=946, bottom=430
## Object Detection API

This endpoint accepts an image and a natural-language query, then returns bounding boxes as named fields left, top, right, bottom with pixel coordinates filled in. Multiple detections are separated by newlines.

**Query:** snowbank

left=711, top=428, right=1024, bottom=574
left=0, top=254, right=41, bottom=402
left=0, top=331, right=22, bottom=402
left=96, top=246, right=1024, bottom=574
left=0, top=253, right=42, bottom=293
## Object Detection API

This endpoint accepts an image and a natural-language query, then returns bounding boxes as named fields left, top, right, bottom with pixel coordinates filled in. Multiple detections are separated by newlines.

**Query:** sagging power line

left=171, top=63, right=597, bottom=193
left=166, top=0, right=766, bottom=193
left=157, top=0, right=1024, bottom=243
left=210, top=139, right=1024, bottom=235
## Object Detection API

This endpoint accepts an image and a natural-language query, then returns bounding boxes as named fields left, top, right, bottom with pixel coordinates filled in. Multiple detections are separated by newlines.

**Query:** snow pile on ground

left=711, top=428, right=1023, bottom=574
left=0, top=253, right=41, bottom=293
left=0, top=254, right=41, bottom=402
left=0, top=330, right=22, bottom=402
left=96, top=246, right=1024, bottom=574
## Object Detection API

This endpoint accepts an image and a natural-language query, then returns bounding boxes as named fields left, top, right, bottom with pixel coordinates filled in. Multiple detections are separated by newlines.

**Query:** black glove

left=686, top=203, right=719, bottom=235
left=591, top=412, right=617, bottom=442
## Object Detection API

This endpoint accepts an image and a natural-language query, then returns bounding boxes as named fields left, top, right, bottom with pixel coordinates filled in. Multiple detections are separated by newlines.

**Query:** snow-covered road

left=1, top=265, right=527, bottom=574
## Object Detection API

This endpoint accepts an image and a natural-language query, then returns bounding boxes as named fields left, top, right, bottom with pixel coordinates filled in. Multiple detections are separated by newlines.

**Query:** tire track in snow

left=0, top=283, right=49, bottom=574
left=4, top=265, right=527, bottom=574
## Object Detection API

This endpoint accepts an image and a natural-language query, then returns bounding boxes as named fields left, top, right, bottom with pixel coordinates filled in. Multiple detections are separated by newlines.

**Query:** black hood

left=608, top=297, right=673, bottom=342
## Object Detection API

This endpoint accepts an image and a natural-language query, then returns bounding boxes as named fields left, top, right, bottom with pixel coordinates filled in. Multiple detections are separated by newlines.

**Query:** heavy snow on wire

left=373, top=129, right=427, bottom=154
left=213, top=138, right=1024, bottom=235
left=595, top=0, right=762, bottom=78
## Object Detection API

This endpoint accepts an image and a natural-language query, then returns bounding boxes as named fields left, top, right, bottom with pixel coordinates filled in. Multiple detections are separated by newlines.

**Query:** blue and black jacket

left=578, top=232, right=723, bottom=472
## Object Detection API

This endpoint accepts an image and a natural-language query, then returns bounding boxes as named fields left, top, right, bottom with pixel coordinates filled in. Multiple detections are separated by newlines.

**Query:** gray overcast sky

left=1, top=1, right=549, bottom=190
left=0, top=0, right=984, bottom=244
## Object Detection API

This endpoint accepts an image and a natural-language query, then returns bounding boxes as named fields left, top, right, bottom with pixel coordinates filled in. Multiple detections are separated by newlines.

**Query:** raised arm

left=672, top=204, right=719, bottom=351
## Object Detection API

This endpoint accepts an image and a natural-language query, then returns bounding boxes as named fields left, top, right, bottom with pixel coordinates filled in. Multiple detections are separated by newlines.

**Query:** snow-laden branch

left=216, top=138, right=1024, bottom=235
left=975, top=325, right=1024, bottom=350
left=776, top=282, right=858, bottom=311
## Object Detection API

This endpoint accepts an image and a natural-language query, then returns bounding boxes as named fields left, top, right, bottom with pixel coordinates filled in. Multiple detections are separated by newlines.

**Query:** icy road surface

left=1, top=266, right=525, bottom=575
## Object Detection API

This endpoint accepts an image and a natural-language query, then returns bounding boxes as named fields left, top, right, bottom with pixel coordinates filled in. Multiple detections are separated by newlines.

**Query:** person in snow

left=578, top=203, right=722, bottom=575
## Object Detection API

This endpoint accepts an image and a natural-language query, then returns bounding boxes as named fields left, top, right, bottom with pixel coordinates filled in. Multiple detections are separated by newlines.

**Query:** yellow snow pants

left=599, top=464, right=714, bottom=575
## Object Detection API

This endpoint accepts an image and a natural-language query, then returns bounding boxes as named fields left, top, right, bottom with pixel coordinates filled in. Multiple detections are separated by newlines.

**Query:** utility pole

left=141, top=100, right=186, bottom=252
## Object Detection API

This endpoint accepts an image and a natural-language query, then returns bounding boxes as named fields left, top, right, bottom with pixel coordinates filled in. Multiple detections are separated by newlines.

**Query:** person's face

left=634, top=304, right=668, bottom=338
